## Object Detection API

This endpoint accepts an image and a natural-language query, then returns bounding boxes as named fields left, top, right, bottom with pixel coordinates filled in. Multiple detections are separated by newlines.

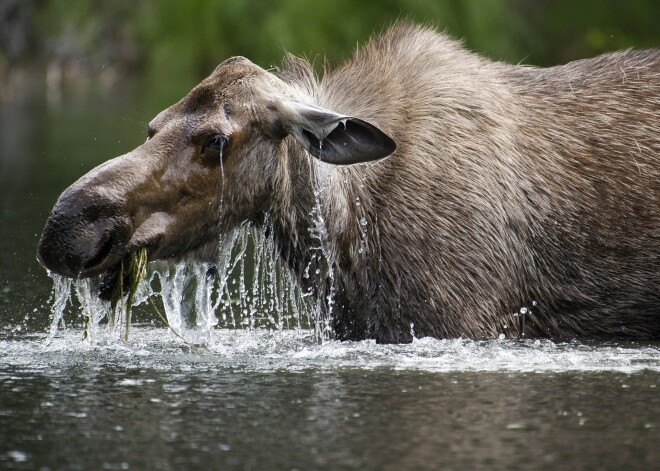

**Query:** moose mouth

left=83, top=211, right=176, bottom=284
left=78, top=237, right=160, bottom=301
left=81, top=233, right=116, bottom=274
left=88, top=226, right=174, bottom=301
left=38, top=201, right=221, bottom=300
left=96, top=253, right=148, bottom=301
left=38, top=208, right=167, bottom=293
left=91, top=237, right=169, bottom=301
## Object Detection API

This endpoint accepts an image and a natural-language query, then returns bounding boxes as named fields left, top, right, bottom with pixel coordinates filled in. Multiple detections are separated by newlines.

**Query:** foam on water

left=2, top=328, right=660, bottom=374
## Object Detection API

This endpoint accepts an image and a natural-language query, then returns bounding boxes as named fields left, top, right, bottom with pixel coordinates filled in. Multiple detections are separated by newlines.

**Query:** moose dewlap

left=37, top=24, right=659, bottom=343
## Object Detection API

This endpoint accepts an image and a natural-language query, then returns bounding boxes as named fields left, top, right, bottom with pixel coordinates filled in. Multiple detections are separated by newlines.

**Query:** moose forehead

left=148, top=57, right=272, bottom=133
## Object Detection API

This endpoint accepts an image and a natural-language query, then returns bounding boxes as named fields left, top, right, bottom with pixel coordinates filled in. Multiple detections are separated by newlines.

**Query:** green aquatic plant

left=106, top=248, right=191, bottom=345
left=109, top=247, right=148, bottom=341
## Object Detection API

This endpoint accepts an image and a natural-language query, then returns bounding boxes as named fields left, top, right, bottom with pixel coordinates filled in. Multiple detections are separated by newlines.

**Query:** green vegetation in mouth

left=100, top=248, right=191, bottom=346
left=107, top=247, right=148, bottom=341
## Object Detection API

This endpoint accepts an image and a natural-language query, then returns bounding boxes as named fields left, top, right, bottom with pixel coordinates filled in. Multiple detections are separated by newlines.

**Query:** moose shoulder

left=38, top=24, right=659, bottom=343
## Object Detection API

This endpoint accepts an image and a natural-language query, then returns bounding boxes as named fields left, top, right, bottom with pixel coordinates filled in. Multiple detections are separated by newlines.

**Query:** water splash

left=45, top=224, right=322, bottom=345
left=7, top=329, right=660, bottom=374
left=47, top=272, right=73, bottom=338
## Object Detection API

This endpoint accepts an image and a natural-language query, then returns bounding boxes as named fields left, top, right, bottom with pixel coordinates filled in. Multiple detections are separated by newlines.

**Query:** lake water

left=1, top=87, right=659, bottom=470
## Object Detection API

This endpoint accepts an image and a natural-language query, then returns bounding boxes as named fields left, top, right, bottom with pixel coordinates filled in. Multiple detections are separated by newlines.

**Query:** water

left=2, top=86, right=659, bottom=470
left=2, top=331, right=660, bottom=470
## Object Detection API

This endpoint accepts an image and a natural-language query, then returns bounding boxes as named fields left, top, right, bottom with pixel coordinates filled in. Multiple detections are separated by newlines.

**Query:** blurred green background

left=1, top=0, right=659, bottom=104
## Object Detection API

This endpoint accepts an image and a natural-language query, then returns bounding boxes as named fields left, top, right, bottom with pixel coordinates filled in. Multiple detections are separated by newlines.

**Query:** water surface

left=2, top=330, right=659, bottom=471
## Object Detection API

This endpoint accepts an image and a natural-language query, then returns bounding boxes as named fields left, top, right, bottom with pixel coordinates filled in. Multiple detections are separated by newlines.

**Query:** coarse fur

left=38, top=23, right=659, bottom=343
left=274, top=24, right=659, bottom=342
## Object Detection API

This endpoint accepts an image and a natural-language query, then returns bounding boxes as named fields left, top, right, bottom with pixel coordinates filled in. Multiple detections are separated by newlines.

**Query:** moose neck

left=263, top=141, right=364, bottom=300
left=254, top=139, right=389, bottom=341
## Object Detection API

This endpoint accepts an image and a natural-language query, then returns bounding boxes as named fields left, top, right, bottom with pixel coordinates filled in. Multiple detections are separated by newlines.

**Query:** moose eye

left=201, top=135, right=228, bottom=154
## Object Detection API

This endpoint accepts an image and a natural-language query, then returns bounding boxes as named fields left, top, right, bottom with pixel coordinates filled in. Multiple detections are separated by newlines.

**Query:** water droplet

left=360, top=217, right=367, bottom=226
left=7, top=451, right=28, bottom=463
left=519, top=307, right=528, bottom=315
left=498, top=333, right=505, bottom=339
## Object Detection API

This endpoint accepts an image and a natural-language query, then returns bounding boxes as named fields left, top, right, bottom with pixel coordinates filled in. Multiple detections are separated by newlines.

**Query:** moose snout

left=37, top=188, right=133, bottom=278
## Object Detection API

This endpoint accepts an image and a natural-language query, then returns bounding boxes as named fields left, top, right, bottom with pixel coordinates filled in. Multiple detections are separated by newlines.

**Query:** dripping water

left=45, top=223, right=324, bottom=345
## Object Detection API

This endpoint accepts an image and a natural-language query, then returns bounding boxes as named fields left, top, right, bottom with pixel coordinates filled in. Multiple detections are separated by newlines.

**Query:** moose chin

left=38, top=23, right=659, bottom=343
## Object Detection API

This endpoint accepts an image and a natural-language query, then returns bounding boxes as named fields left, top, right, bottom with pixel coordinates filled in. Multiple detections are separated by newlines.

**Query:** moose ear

left=274, top=100, right=396, bottom=165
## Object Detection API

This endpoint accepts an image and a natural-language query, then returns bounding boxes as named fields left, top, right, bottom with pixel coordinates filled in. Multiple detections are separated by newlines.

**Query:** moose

left=38, top=24, right=659, bottom=343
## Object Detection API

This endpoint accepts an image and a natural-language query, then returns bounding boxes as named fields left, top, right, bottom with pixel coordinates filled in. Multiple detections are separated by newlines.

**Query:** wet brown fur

left=39, top=24, right=659, bottom=343
left=276, top=24, right=660, bottom=342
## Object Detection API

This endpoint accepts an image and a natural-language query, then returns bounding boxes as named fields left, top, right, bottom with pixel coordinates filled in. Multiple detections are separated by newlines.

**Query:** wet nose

left=37, top=189, right=132, bottom=277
